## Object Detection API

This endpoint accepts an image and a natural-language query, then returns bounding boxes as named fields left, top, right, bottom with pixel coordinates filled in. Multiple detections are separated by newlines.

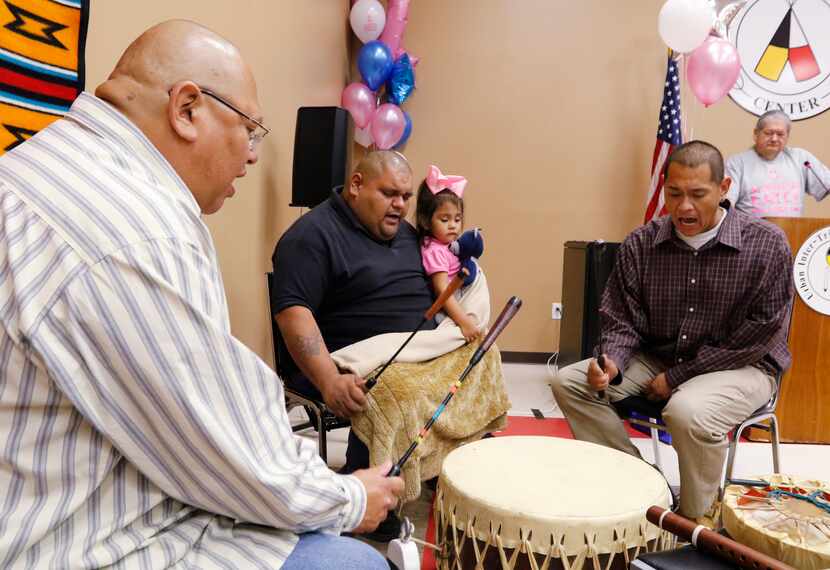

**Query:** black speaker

left=291, top=106, right=351, bottom=208
left=559, top=240, right=620, bottom=366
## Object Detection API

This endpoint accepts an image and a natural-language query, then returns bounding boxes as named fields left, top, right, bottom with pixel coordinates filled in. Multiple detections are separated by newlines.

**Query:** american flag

left=644, top=55, right=682, bottom=223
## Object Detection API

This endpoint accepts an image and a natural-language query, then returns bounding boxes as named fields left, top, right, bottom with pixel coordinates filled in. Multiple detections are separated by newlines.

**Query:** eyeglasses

left=199, top=87, right=270, bottom=150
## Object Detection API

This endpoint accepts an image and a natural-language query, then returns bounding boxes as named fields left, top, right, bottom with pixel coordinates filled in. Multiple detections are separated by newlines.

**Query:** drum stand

left=386, top=517, right=421, bottom=570
left=386, top=517, right=441, bottom=570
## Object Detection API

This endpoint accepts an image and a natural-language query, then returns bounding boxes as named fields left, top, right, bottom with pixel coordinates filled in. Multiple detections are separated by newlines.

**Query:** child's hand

left=458, top=316, right=481, bottom=343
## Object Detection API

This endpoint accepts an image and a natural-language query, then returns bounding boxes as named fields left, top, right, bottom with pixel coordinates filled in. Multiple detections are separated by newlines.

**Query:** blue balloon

left=387, top=53, right=415, bottom=105
left=394, top=111, right=412, bottom=149
left=358, top=40, right=394, bottom=91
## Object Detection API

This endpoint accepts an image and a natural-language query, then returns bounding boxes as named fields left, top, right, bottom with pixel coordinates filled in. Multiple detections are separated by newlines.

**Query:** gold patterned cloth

left=331, top=269, right=509, bottom=501
left=352, top=341, right=509, bottom=503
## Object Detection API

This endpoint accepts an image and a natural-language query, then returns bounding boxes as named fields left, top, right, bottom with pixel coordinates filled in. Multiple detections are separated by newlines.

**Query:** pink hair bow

left=426, top=165, right=467, bottom=198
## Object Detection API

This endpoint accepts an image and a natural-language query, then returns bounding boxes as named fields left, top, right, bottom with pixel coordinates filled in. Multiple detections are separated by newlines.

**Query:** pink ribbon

left=426, top=165, right=467, bottom=198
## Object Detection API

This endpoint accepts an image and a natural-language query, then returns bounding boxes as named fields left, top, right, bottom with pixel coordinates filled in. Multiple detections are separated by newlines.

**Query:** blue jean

left=281, top=532, right=388, bottom=570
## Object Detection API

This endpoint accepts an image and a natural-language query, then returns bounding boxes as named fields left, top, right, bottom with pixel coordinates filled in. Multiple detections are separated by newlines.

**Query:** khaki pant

left=550, top=353, right=775, bottom=518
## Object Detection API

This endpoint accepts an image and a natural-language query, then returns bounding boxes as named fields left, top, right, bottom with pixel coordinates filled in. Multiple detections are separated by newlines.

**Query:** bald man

left=0, top=20, right=399, bottom=569
left=272, top=150, right=436, bottom=541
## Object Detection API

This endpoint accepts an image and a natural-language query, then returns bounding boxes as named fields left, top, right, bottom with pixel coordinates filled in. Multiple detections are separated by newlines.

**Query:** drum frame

left=434, top=485, right=675, bottom=570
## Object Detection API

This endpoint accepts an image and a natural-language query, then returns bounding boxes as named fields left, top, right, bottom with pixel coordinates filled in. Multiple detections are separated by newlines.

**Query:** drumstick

left=646, top=506, right=795, bottom=570
left=386, top=296, right=522, bottom=477
left=596, top=354, right=608, bottom=399
left=595, top=353, right=622, bottom=400
left=365, top=269, right=468, bottom=391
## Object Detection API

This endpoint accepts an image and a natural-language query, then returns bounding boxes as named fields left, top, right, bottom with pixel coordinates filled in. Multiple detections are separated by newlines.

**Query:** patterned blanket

left=0, top=0, right=89, bottom=156
left=351, top=342, right=509, bottom=503
left=333, top=270, right=511, bottom=502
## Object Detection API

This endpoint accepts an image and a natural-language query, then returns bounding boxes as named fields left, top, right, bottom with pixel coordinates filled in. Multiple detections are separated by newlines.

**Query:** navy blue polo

left=271, top=188, right=436, bottom=373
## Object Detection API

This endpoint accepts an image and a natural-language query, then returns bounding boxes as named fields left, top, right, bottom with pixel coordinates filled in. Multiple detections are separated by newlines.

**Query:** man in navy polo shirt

left=271, top=151, right=435, bottom=538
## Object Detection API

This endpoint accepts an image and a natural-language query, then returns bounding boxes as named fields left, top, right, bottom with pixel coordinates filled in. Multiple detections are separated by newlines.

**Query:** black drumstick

left=595, top=353, right=622, bottom=399
left=804, top=161, right=830, bottom=194
left=365, top=268, right=468, bottom=390
left=387, top=296, right=523, bottom=477
left=596, top=354, right=608, bottom=399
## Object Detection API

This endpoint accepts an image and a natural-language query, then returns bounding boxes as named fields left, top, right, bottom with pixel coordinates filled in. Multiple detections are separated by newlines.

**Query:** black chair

left=265, top=272, right=349, bottom=464
left=614, top=302, right=792, bottom=508
left=612, top=371, right=783, bottom=504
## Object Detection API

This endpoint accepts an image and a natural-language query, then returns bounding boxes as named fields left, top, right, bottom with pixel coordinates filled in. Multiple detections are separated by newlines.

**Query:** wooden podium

left=762, top=217, right=830, bottom=443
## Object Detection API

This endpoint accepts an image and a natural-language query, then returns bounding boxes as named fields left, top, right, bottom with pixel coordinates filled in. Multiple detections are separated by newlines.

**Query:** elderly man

left=272, top=150, right=434, bottom=540
left=726, top=109, right=830, bottom=217
left=0, top=20, right=401, bottom=569
left=551, top=141, right=793, bottom=522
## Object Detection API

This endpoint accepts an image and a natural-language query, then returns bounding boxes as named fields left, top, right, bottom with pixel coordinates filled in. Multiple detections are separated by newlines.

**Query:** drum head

left=438, top=436, right=672, bottom=555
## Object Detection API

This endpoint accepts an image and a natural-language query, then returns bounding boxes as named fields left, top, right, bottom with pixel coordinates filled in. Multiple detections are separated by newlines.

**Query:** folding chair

left=265, top=272, right=349, bottom=463
left=612, top=371, right=783, bottom=501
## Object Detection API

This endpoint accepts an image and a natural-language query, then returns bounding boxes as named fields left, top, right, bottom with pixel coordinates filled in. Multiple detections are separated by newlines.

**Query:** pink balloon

left=341, top=82, right=376, bottom=129
left=370, top=103, right=405, bottom=150
left=686, top=35, right=741, bottom=107
left=379, top=0, right=410, bottom=56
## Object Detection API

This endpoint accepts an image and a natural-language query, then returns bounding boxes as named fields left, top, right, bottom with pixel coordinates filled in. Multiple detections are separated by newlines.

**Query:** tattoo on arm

left=295, top=334, right=322, bottom=357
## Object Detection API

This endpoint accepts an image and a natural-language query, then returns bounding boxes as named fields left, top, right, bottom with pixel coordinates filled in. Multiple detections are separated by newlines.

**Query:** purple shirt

left=599, top=207, right=793, bottom=388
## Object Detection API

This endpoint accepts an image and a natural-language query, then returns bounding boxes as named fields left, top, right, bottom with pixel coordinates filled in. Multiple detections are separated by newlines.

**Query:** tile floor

left=290, top=361, right=830, bottom=567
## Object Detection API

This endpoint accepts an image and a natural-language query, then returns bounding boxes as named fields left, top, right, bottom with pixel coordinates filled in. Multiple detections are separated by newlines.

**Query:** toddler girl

left=415, top=165, right=482, bottom=342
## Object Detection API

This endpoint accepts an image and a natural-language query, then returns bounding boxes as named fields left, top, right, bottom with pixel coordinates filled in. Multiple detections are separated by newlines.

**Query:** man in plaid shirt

left=551, top=140, right=793, bottom=522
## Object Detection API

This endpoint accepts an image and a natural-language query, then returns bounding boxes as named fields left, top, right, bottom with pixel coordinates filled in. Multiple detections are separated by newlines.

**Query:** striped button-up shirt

left=599, top=207, right=793, bottom=388
left=0, top=93, right=365, bottom=569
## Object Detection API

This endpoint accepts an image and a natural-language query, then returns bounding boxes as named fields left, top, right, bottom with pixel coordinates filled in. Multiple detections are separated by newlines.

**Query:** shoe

left=358, top=510, right=401, bottom=543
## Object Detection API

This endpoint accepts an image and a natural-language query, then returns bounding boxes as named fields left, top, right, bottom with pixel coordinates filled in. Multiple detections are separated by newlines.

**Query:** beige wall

left=85, top=1, right=351, bottom=366
left=85, top=1, right=830, bottom=362
left=399, top=0, right=830, bottom=352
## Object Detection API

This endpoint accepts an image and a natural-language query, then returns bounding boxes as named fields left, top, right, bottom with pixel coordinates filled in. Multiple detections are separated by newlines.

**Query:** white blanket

left=331, top=270, right=491, bottom=376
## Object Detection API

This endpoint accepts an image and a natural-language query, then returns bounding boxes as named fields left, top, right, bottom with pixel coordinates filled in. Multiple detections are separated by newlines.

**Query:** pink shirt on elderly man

left=421, top=236, right=461, bottom=279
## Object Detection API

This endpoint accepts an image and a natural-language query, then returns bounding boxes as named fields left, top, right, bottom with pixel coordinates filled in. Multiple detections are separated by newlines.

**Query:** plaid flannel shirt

left=599, top=207, right=793, bottom=388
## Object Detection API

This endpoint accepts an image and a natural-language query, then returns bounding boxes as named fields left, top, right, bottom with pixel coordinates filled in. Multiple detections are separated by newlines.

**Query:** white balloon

left=354, top=125, right=374, bottom=148
left=350, top=0, right=386, bottom=44
left=658, top=0, right=716, bottom=53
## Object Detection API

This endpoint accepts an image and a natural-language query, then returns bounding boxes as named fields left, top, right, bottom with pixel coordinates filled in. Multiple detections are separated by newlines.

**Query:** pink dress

left=421, top=237, right=461, bottom=279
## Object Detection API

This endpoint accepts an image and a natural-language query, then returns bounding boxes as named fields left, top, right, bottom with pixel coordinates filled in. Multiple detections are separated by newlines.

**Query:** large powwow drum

left=434, top=436, right=673, bottom=569
left=722, top=475, right=830, bottom=570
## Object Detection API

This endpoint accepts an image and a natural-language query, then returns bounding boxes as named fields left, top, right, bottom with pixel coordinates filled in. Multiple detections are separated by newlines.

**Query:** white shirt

left=0, top=93, right=365, bottom=569
left=676, top=208, right=727, bottom=250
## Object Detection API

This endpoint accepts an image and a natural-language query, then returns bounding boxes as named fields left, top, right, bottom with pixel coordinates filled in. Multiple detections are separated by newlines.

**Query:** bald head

left=346, top=151, right=413, bottom=241
left=353, top=150, right=412, bottom=183
left=94, top=20, right=262, bottom=215
left=97, top=20, right=255, bottom=116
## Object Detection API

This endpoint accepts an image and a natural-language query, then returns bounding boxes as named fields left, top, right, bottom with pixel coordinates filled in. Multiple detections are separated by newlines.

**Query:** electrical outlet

left=552, top=303, right=563, bottom=320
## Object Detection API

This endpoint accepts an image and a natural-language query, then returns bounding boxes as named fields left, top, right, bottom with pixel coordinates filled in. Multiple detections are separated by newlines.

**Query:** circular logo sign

left=728, top=0, right=830, bottom=121
left=793, top=225, right=830, bottom=315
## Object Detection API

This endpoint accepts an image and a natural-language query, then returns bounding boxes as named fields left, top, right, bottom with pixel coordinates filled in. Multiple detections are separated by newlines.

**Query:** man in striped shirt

left=0, top=20, right=401, bottom=569
left=551, top=141, right=793, bottom=523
